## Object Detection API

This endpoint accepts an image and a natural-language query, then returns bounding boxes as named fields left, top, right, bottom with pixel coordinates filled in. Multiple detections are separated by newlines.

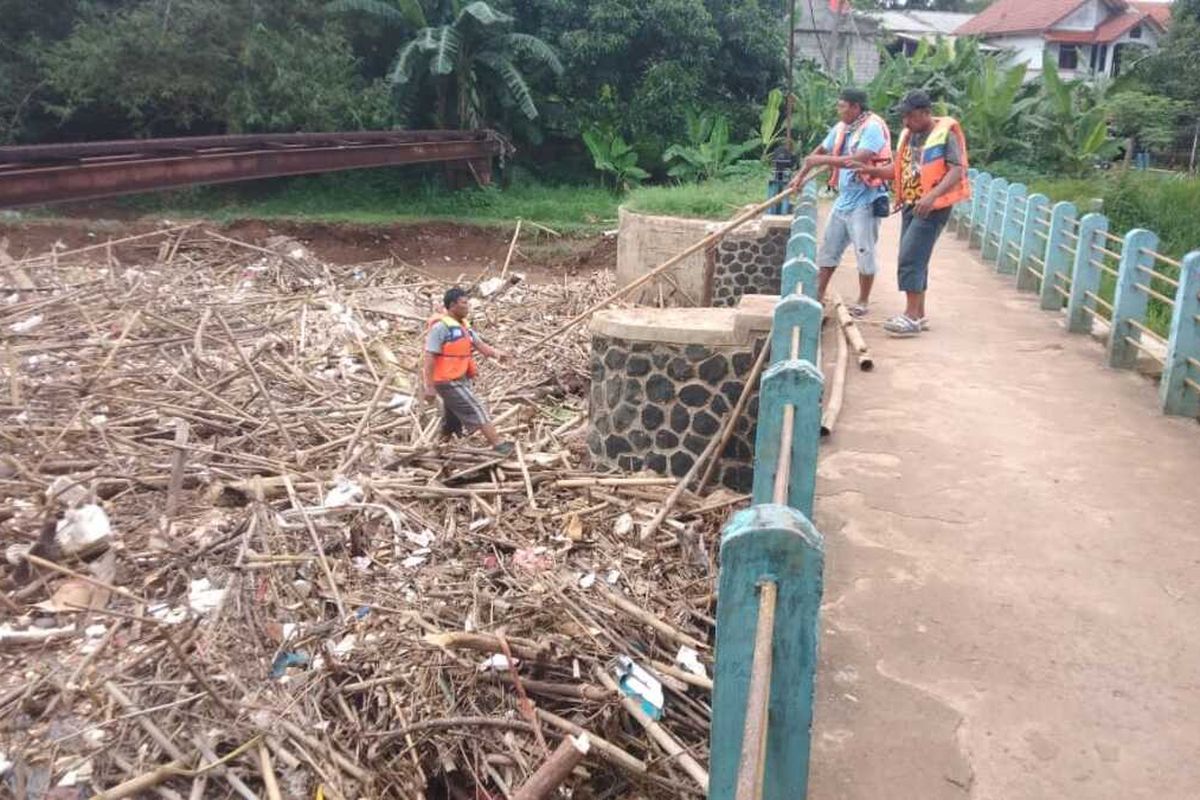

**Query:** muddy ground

left=0, top=217, right=616, bottom=284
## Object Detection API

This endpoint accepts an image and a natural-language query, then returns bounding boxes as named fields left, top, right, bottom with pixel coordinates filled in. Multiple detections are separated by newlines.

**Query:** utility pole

left=829, top=0, right=844, bottom=78
left=786, top=0, right=797, bottom=150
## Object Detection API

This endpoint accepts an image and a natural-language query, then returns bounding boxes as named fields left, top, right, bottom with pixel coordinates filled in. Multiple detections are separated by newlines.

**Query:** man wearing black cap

left=857, top=90, right=971, bottom=337
left=787, top=87, right=892, bottom=315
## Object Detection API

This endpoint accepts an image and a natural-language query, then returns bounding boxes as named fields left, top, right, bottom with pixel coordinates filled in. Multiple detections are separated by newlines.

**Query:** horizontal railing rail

left=961, top=170, right=1200, bottom=418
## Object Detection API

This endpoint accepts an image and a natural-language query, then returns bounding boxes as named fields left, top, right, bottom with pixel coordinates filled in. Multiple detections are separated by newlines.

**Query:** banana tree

left=1029, top=52, right=1119, bottom=175
left=950, top=57, right=1034, bottom=164
left=338, top=0, right=561, bottom=128
left=582, top=126, right=649, bottom=190
left=663, top=110, right=759, bottom=182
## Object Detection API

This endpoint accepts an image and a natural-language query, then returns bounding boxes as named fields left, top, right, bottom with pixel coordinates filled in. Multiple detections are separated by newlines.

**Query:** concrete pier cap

left=587, top=294, right=778, bottom=491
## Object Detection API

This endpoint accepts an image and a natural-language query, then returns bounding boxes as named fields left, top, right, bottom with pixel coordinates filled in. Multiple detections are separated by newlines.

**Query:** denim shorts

left=898, top=206, right=952, bottom=293
left=817, top=203, right=881, bottom=276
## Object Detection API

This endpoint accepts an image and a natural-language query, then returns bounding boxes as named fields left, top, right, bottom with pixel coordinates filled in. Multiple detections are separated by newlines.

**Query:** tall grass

left=100, top=169, right=622, bottom=232
left=625, top=173, right=768, bottom=220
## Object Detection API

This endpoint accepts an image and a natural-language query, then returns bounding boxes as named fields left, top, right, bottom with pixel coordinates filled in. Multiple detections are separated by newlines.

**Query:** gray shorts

left=898, top=206, right=952, bottom=293
left=435, top=379, right=490, bottom=432
left=817, top=203, right=881, bottom=276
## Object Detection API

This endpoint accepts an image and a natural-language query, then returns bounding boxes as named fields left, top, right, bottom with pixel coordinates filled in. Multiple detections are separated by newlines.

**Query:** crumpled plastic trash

left=187, top=578, right=226, bottom=615
left=388, top=393, right=414, bottom=414
left=478, top=654, right=519, bottom=672
left=613, top=513, right=634, bottom=537
left=55, top=504, right=112, bottom=555
left=8, top=313, right=42, bottom=333
left=270, top=651, right=311, bottom=679
left=322, top=478, right=363, bottom=509
left=675, top=645, right=707, bottom=679
left=614, top=656, right=664, bottom=720
left=512, top=547, right=554, bottom=574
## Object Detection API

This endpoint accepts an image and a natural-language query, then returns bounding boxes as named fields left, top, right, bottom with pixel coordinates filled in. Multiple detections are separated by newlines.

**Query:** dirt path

left=808, top=213, right=1200, bottom=799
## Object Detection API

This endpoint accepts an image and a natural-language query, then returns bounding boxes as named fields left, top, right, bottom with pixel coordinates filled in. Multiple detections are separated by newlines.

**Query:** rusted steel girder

left=0, top=131, right=503, bottom=208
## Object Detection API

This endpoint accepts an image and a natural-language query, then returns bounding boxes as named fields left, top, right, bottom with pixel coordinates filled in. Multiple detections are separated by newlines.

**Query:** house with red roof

left=955, top=0, right=1172, bottom=79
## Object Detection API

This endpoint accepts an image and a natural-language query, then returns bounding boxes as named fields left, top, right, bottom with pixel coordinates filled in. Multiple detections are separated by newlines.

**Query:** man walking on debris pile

left=787, top=87, right=892, bottom=315
left=423, top=286, right=515, bottom=455
left=855, top=90, right=971, bottom=338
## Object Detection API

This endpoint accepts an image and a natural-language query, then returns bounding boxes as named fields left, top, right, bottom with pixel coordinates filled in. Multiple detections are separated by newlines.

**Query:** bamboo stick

left=821, top=310, right=850, bottom=437
left=595, top=668, right=709, bottom=792
left=524, top=188, right=794, bottom=353
left=829, top=291, right=873, bottom=371
left=512, top=735, right=589, bottom=800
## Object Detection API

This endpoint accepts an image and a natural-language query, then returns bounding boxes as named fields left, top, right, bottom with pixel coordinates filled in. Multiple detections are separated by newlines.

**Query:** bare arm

left=422, top=351, right=437, bottom=398
left=473, top=335, right=509, bottom=362
left=788, top=145, right=831, bottom=190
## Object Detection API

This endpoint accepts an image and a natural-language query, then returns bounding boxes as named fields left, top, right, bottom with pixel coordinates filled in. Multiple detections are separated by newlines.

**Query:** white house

left=955, top=0, right=1172, bottom=79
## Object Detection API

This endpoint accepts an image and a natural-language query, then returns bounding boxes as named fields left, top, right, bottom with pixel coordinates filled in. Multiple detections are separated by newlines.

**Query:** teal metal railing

left=953, top=168, right=1200, bottom=418
left=709, top=182, right=826, bottom=800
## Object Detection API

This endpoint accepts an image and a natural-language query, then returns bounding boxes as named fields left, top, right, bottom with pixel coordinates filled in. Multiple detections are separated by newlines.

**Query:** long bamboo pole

left=829, top=290, right=873, bottom=370
left=820, top=309, right=849, bottom=437
left=523, top=187, right=794, bottom=353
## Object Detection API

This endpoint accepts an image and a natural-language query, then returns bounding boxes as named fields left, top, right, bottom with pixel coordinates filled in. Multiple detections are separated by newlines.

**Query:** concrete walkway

left=808, top=212, right=1200, bottom=799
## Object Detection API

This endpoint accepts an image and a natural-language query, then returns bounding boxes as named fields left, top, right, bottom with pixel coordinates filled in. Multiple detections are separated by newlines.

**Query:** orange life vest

left=893, top=116, right=971, bottom=211
left=828, top=111, right=893, bottom=190
left=427, top=314, right=478, bottom=384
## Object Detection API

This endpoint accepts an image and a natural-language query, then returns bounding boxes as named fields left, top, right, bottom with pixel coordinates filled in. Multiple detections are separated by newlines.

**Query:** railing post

left=1066, top=213, right=1109, bottom=334
left=750, top=360, right=823, bottom=513
left=996, top=182, right=1027, bottom=273
left=1161, top=252, right=1200, bottom=417
left=1107, top=229, right=1159, bottom=368
left=1016, top=193, right=1049, bottom=292
left=969, top=172, right=992, bottom=247
left=770, top=295, right=822, bottom=364
left=952, top=168, right=978, bottom=238
left=1041, top=201, right=1078, bottom=310
left=980, top=177, right=1009, bottom=261
left=781, top=256, right=819, bottom=299
left=786, top=230, right=817, bottom=265
left=710, top=504, right=824, bottom=800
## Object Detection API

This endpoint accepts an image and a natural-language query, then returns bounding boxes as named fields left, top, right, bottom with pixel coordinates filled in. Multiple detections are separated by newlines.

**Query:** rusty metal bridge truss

left=0, top=130, right=506, bottom=208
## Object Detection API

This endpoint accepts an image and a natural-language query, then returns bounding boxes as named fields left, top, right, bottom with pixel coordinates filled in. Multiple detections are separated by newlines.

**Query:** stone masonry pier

left=587, top=295, right=776, bottom=491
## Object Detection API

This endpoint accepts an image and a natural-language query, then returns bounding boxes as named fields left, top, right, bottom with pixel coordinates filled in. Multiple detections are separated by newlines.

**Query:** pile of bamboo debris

left=0, top=225, right=741, bottom=799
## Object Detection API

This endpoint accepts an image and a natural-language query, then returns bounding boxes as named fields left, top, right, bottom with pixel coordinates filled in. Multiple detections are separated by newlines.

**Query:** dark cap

left=443, top=286, right=469, bottom=308
left=894, top=90, right=932, bottom=115
left=838, top=87, right=869, bottom=110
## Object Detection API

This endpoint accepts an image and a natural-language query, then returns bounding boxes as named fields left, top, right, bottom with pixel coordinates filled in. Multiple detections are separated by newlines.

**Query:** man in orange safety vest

left=787, top=87, right=892, bottom=315
left=422, top=286, right=515, bottom=455
left=856, top=90, right=971, bottom=338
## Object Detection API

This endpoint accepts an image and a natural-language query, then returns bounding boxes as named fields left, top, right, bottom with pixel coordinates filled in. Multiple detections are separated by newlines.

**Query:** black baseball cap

left=894, top=90, right=932, bottom=115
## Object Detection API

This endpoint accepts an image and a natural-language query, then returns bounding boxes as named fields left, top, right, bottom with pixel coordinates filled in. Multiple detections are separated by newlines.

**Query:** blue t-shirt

left=823, top=118, right=888, bottom=213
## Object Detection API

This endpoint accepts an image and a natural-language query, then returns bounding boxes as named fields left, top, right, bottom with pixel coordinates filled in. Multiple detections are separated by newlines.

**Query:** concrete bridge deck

left=808, top=212, right=1200, bottom=799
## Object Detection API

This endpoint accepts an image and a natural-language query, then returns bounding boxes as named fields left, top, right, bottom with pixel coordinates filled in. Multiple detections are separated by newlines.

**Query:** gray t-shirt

left=425, top=320, right=479, bottom=354
left=909, top=129, right=962, bottom=166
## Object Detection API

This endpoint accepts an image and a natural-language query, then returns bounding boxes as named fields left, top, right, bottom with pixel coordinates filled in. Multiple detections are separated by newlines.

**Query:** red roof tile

left=956, top=0, right=1090, bottom=35
left=1044, top=8, right=1147, bottom=42
left=1129, top=1, right=1171, bottom=28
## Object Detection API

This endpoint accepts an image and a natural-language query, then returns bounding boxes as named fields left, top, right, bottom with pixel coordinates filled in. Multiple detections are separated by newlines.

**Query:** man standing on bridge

left=787, top=87, right=892, bottom=316
left=423, top=287, right=515, bottom=456
left=856, top=90, right=971, bottom=337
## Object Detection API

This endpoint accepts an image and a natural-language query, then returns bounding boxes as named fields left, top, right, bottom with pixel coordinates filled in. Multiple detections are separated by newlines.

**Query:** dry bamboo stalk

left=512, top=735, right=589, bottom=800
left=534, top=708, right=646, bottom=776
left=597, top=587, right=707, bottom=651
left=424, top=631, right=551, bottom=661
left=500, top=220, right=523, bottom=281
left=829, top=290, right=873, bottom=371
left=649, top=660, right=713, bottom=691
left=164, top=417, right=190, bottom=519
left=525, top=188, right=793, bottom=353
left=17, top=224, right=195, bottom=265
left=595, top=668, right=709, bottom=792
left=259, top=741, right=283, bottom=800
left=821, top=310, right=850, bottom=437
left=697, top=340, right=772, bottom=491
left=216, top=311, right=298, bottom=452
left=281, top=474, right=346, bottom=619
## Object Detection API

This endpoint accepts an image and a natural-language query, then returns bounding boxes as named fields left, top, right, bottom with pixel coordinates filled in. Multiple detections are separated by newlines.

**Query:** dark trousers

left=898, top=206, right=952, bottom=293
